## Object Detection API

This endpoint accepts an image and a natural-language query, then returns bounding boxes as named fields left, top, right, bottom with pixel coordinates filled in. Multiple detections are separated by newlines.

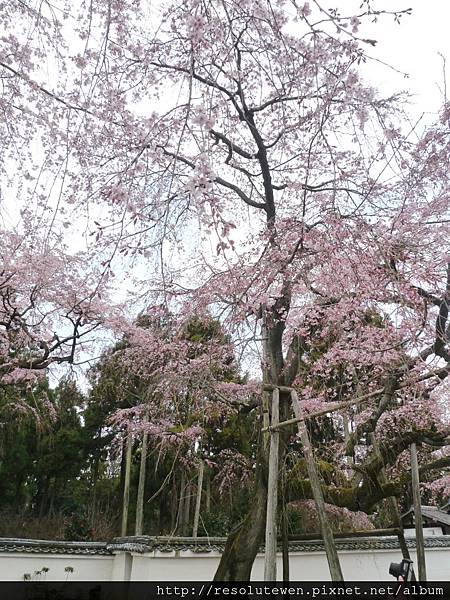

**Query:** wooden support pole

left=261, top=318, right=271, bottom=452
left=170, top=476, right=178, bottom=531
left=369, top=433, right=414, bottom=578
left=410, top=443, right=427, bottom=581
left=291, top=390, right=343, bottom=581
left=183, top=481, right=192, bottom=536
left=192, top=460, right=205, bottom=538
left=135, top=424, right=149, bottom=535
left=177, top=470, right=186, bottom=535
left=262, top=389, right=271, bottom=449
left=281, top=479, right=290, bottom=582
left=205, top=469, right=211, bottom=513
left=390, top=497, right=416, bottom=580
left=264, top=388, right=280, bottom=581
left=121, top=433, right=133, bottom=537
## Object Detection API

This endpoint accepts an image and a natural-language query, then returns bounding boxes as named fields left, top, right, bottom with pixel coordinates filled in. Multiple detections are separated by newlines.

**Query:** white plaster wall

left=253, top=549, right=450, bottom=581
left=0, top=553, right=113, bottom=581
left=404, top=528, right=443, bottom=538
left=128, top=548, right=450, bottom=581
left=111, top=552, right=133, bottom=581
left=0, top=547, right=449, bottom=581
left=131, top=552, right=221, bottom=581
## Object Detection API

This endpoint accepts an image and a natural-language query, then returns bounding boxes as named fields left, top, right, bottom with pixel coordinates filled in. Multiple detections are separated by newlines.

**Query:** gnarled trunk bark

left=214, top=296, right=297, bottom=581
left=214, top=437, right=268, bottom=580
left=214, top=313, right=283, bottom=580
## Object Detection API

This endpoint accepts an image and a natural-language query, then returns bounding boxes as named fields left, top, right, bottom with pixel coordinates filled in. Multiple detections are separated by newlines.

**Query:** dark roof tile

left=2, top=535, right=450, bottom=556
left=0, top=538, right=110, bottom=555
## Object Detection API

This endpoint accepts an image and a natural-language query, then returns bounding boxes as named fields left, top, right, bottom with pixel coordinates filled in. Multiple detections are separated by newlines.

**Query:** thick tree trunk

left=214, top=448, right=267, bottom=581
left=213, top=312, right=286, bottom=580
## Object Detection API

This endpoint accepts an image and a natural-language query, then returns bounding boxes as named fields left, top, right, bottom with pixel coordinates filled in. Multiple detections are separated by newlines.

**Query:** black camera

left=389, top=558, right=413, bottom=581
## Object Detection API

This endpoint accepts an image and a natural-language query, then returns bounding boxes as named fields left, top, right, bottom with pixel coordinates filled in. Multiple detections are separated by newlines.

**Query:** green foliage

left=199, top=511, right=233, bottom=536
left=0, top=376, right=117, bottom=536
left=63, top=512, right=93, bottom=541
left=0, top=312, right=258, bottom=540
left=182, top=314, right=225, bottom=345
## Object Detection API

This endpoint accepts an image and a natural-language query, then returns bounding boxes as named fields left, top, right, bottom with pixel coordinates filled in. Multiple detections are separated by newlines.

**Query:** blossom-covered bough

left=0, top=230, right=110, bottom=396
left=1, top=0, right=450, bottom=581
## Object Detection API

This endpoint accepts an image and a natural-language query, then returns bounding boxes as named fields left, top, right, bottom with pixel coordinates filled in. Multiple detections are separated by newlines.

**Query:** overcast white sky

left=336, top=0, right=450, bottom=118
left=143, top=0, right=450, bottom=116
left=145, top=1, right=450, bottom=130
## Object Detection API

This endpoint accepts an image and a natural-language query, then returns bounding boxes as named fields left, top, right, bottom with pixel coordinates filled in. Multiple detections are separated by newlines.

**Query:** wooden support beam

left=261, top=318, right=271, bottom=451
left=192, top=460, right=205, bottom=538
left=281, top=470, right=290, bottom=582
left=177, top=470, right=186, bottom=535
left=121, top=433, right=133, bottom=537
left=291, top=390, right=343, bottom=581
left=263, top=384, right=296, bottom=393
left=410, top=443, right=427, bottom=581
left=135, top=421, right=149, bottom=535
left=205, top=468, right=211, bottom=513
left=369, top=432, right=416, bottom=580
left=183, top=481, right=192, bottom=536
left=262, top=388, right=386, bottom=432
left=262, top=389, right=270, bottom=449
left=391, top=498, right=416, bottom=580
left=262, top=366, right=450, bottom=433
left=264, top=388, right=280, bottom=581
